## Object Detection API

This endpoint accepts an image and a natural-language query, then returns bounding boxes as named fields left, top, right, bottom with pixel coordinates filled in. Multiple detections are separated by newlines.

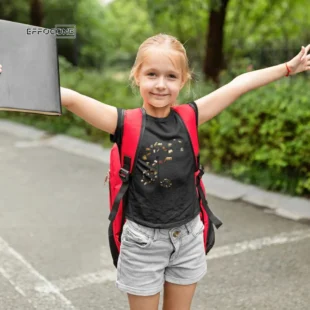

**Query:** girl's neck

left=142, top=103, right=171, bottom=118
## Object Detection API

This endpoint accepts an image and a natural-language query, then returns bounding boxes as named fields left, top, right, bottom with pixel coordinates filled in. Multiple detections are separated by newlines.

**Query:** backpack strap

left=173, top=103, right=199, bottom=166
left=108, top=108, right=145, bottom=221
left=121, top=108, right=145, bottom=171
left=173, top=103, right=222, bottom=229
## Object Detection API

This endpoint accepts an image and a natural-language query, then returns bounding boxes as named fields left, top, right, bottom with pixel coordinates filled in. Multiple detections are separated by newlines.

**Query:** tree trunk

left=30, top=0, right=44, bottom=27
left=204, top=0, right=230, bottom=84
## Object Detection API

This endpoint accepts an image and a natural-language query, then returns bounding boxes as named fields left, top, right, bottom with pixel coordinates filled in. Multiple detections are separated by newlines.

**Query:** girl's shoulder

left=172, top=102, right=198, bottom=126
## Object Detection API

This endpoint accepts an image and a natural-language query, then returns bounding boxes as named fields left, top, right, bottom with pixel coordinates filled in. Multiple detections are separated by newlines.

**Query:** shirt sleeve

left=189, top=101, right=198, bottom=127
left=110, top=107, right=123, bottom=146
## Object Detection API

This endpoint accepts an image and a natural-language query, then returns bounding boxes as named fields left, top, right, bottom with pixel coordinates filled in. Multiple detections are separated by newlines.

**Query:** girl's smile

left=150, top=93, right=169, bottom=97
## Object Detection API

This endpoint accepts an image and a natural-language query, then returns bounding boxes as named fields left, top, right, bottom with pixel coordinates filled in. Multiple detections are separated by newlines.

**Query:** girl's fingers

left=301, top=44, right=310, bottom=61
left=300, top=46, right=306, bottom=60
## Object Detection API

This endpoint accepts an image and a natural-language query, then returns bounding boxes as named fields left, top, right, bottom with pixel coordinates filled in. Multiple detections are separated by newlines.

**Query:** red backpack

left=108, top=103, right=222, bottom=268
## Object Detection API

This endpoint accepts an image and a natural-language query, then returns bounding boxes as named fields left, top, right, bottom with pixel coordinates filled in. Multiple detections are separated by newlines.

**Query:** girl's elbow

left=228, top=80, right=246, bottom=97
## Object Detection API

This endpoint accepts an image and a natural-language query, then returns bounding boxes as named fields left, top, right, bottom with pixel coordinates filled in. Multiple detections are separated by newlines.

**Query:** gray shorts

left=116, top=214, right=207, bottom=296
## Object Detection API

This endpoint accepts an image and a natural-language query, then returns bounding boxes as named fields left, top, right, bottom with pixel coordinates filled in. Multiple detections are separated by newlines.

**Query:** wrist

left=285, top=62, right=293, bottom=76
left=60, top=87, right=75, bottom=107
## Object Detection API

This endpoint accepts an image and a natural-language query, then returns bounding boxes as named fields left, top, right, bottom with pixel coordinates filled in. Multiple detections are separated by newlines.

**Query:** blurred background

left=0, top=0, right=309, bottom=198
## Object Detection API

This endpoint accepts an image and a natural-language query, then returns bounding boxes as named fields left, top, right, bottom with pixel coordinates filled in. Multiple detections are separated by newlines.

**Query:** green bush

left=199, top=76, right=310, bottom=197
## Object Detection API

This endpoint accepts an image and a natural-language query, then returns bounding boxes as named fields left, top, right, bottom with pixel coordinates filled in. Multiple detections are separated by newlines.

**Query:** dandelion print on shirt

left=140, top=139, right=184, bottom=188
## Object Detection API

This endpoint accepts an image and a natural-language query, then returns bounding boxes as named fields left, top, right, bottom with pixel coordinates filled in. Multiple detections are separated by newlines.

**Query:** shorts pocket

left=121, top=224, right=152, bottom=248
left=191, top=218, right=204, bottom=237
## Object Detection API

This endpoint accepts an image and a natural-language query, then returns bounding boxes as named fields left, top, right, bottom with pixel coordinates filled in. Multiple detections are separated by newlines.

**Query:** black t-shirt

left=110, top=102, right=200, bottom=228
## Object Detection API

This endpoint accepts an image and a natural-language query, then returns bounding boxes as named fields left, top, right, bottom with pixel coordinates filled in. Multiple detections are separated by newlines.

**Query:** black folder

left=0, top=19, right=62, bottom=115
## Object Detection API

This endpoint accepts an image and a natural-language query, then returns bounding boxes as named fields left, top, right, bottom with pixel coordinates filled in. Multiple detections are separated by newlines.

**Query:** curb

left=1, top=119, right=310, bottom=223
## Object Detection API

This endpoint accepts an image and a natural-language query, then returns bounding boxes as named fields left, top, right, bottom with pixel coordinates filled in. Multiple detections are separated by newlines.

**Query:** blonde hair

left=129, top=33, right=192, bottom=90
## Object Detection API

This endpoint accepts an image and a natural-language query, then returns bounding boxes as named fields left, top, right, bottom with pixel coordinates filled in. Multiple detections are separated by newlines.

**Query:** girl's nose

left=156, top=77, right=166, bottom=89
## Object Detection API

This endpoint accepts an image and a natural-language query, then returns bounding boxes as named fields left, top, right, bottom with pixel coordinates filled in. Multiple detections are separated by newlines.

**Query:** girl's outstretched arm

left=61, top=87, right=118, bottom=135
left=196, top=44, right=310, bottom=126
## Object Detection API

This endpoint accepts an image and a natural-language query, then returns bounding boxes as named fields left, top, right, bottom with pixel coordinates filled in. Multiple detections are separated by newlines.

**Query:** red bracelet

left=285, top=63, right=291, bottom=77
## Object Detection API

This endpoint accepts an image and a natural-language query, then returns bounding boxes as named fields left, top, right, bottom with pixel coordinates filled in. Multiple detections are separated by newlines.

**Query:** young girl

left=1, top=34, right=309, bottom=310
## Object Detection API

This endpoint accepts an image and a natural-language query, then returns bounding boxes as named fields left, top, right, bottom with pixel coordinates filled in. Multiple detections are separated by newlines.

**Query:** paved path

left=0, top=123, right=309, bottom=309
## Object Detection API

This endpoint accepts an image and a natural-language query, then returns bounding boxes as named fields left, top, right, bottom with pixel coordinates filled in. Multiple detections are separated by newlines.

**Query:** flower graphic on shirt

left=140, top=139, right=184, bottom=188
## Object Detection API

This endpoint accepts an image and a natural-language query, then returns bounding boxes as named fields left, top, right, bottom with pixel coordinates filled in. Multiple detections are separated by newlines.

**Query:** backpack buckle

left=198, top=164, right=204, bottom=179
left=119, top=168, right=129, bottom=182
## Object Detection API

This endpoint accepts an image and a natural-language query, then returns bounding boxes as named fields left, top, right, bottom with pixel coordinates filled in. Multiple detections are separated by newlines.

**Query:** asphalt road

left=0, top=131, right=309, bottom=310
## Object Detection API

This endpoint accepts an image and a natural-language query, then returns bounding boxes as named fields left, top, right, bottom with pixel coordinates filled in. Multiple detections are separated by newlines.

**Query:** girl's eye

left=147, top=73, right=177, bottom=78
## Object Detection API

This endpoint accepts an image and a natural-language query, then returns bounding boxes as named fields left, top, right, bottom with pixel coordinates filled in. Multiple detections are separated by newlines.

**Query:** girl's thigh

left=163, top=281, right=197, bottom=310
left=127, top=292, right=160, bottom=310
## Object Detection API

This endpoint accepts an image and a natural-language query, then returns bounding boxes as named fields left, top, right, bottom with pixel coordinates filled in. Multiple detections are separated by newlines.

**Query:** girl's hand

left=287, top=44, right=310, bottom=75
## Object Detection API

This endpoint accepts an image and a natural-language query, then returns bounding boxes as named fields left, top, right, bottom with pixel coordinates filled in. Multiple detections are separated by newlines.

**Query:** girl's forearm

left=232, top=63, right=288, bottom=94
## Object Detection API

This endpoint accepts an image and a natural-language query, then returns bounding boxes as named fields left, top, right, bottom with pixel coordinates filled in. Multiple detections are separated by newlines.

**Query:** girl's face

left=136, top=48, right=184, bottom=115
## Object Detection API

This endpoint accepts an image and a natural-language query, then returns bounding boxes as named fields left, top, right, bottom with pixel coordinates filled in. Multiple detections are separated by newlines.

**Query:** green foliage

left=142, top=0, right=208, bottom=61
left=0, top=0, right=29, bottom=23
left=101, top=0, right=154, bottom=66
left=225, top=0, right=310, bottom=65
left=3, top=0, right=310, bottom=72
left=43, top=0, right=108, bottom=67
left=198, top=76, right=310, bottom=196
